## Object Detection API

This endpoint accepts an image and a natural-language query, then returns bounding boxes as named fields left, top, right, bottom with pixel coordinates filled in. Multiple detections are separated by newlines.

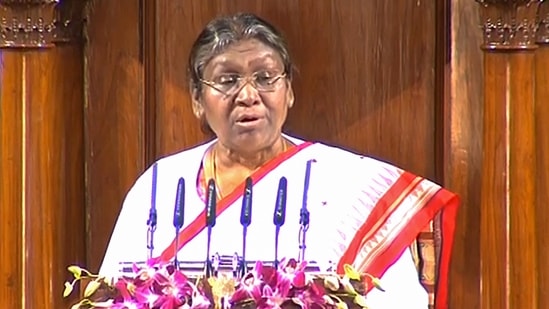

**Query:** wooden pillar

left=444, top=0, right=483, bottom=308
left=535, top=2, right=549, bottom=308
left=0, top=1, right=86, bottom=308
left=476, top=1, right=540, bottom=308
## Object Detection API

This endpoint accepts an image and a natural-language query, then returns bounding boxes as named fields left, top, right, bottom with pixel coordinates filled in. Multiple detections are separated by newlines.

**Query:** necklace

left=203, top=138, right=292, bottom=199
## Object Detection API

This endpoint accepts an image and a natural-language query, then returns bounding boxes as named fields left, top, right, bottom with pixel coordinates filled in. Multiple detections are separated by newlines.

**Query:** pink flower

left=229, top=259, right=330, bottom=308
left=229, top=261, right=264, bottom=304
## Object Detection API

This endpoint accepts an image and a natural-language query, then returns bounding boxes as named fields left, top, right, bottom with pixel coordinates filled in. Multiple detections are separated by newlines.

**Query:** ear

left=286, top=85, right=295, bottom=109
left=191, top=89, right=204, bottom=119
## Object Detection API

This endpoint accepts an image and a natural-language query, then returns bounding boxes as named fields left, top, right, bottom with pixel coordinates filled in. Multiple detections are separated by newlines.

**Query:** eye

left=254, top=71, right=276, bottom=85
left=215, top=74, right=240, bottom=86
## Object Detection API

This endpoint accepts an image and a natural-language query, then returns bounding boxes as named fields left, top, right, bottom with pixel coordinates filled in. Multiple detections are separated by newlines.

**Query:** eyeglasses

left=199, top=71, right=287, bottom=96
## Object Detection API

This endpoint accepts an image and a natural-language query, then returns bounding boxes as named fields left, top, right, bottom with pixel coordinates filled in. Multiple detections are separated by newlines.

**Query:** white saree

left=100, top=135, right=459, bottom=309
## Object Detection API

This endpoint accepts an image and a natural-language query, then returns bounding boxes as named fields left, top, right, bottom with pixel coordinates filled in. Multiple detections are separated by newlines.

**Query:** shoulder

left=298, top=138, right=404, bottom=176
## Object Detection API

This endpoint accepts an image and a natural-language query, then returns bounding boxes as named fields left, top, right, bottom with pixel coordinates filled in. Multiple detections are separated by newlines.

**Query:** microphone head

left=173, top=177, right=185, bottom=229
left=240, top=177, right=253, bottom=226
left=206, top=179, right=217, bottom=227
left=273, top=177, right=287, bottom=226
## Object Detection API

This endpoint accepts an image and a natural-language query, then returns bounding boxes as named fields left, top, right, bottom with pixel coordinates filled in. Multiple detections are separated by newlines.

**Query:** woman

left=100, top=13, right=458, bottom=309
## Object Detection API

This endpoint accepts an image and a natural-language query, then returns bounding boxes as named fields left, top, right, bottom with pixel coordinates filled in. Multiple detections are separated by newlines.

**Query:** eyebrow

left=207, top=52, right=282, bottom=74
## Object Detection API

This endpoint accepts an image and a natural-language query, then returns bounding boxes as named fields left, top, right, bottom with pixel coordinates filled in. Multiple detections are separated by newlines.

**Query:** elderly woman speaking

left=100, top=13, right=459, bottom=309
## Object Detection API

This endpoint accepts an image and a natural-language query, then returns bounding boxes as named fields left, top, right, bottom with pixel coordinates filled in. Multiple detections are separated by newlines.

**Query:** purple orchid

left=229, top=259, right=332, bottom=308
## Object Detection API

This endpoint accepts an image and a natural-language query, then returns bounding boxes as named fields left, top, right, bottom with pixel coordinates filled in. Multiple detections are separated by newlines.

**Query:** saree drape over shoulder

left=100, top=135, right=459, bottom=309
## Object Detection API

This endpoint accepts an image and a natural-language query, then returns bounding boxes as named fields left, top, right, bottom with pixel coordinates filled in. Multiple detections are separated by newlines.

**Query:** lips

left=235, top=113, right=262, bottom=123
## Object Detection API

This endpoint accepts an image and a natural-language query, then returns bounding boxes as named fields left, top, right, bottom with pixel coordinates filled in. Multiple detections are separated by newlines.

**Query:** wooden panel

left=0, top=46, right=86, bottom=308
left=482, top=52, right=537, bottom=308
left=481, top=51, right=537, bottom=309
left=154, top=0, right=436, bottom=179
left=84, top=0, right=145, bottom=272
left=535, top=3, right=549, bottom=307
left=24, top=46, right=86, bottom=307
left=444, top=1, right=483, bottom=308
left=0, top=51, right=23, bottom=309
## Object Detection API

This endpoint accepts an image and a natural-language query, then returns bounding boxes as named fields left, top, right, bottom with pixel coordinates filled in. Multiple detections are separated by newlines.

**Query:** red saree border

left=152, top=141, right=314, bottom=264
left=336, top=171, right=420, bottom=273
left=433, top=191, right=459, bottom=309
left=335, top=170, right=459, bottom=309
left=364, top=189, right=459, bottom=309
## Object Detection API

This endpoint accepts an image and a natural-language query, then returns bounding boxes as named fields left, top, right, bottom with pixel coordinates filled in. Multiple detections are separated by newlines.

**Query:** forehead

left=204, top=39, right=284, bottom=74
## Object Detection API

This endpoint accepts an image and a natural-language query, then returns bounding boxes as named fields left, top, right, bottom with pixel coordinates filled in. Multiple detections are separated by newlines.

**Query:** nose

left=234, top=80, right=260, bottom=106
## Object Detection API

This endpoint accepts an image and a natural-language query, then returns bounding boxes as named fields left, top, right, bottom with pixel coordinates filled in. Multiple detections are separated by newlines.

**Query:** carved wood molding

left=0, top=0, right=85, bottom=48
left=537, top=1, right=549, bottom=44
left=476, top=0, right=542, bottom=50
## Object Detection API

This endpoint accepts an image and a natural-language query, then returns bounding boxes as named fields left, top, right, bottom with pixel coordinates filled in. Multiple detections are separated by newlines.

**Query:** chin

left=233, top=132, right=274, bottom=152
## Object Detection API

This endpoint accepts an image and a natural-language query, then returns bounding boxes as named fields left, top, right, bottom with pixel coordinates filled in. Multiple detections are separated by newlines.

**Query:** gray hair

left=187, top=12, right=294, bottom=95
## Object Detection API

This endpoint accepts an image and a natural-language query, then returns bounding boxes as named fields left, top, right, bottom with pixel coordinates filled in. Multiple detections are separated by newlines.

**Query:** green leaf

left=353, top=294, right=369, bottom=308
left=324, top=275, right=341, bottom=291
left=83, top=279, right=101, bottom=298
left=67, top=265, right=83, bottom=279
left=340, top=277, right=357, bottom=295
left=336, top=300, right=349, bottom=309
left=63, top=281, right=74, bottom=297
left=343, top=264, right=361, bottom=281
left=371, top=277, right=385, bottom=292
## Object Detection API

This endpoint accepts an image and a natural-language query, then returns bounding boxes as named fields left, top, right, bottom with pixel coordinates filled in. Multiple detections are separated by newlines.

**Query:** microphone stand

left=147, top=163, right=158, bottom=260
left=174, top=229, right=181, bottom=270
left=241, top=224, right=248, bottom=278
left=298, top=159, right=315, bottom=262
left=298, top=209, right=309, bottom=262
left=147, top=218, right=157, bottom=260
left=205, top=227, right=213, bottom=277
left=274, top=225, right=281, bottom=269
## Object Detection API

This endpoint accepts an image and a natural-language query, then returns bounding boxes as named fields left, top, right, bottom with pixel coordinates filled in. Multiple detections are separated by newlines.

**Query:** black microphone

left=173, top=177, right=185, bottom=269
left=205, top=179, right=217, bottom=277
left=240, top=177, right=253, bottom=226
left=273, top=177, right=287, bottom=269
left=146, top=163, right=158, bottom=259
left=206, top=179, right=217, bottom=228
left=273, top=177, right=288, bottom=226
left=239, top=177, right=253, bottom=277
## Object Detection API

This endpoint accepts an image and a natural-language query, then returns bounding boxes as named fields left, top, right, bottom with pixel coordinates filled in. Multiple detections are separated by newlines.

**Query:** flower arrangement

left=64, top=258, right=384, bottom=309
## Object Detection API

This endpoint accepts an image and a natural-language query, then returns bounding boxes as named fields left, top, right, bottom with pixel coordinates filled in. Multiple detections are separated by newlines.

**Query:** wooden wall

left=0, top=2, right=86, bottom=308
left=1, top=0, right=548, bottom=308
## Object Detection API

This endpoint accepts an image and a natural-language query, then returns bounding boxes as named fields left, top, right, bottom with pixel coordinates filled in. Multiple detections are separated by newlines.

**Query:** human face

left=192, top=39, right=294, bottom=154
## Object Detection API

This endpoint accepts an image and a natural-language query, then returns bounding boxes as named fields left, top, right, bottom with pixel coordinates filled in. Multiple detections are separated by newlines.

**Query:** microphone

left=205, top=179, right=217, bottom=277
left=240, top=177, right=253, bottom=226
left=299, top=159, right=315, bottom=262
left=146, top=163, right=158, bottom=260
left=173, top=177, right=185, bottom=269
left=206, top=179, right=217, bottom=228
left=239, top=177, right=253, bottom=277
left=273, top=177, right=287, bottom=269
